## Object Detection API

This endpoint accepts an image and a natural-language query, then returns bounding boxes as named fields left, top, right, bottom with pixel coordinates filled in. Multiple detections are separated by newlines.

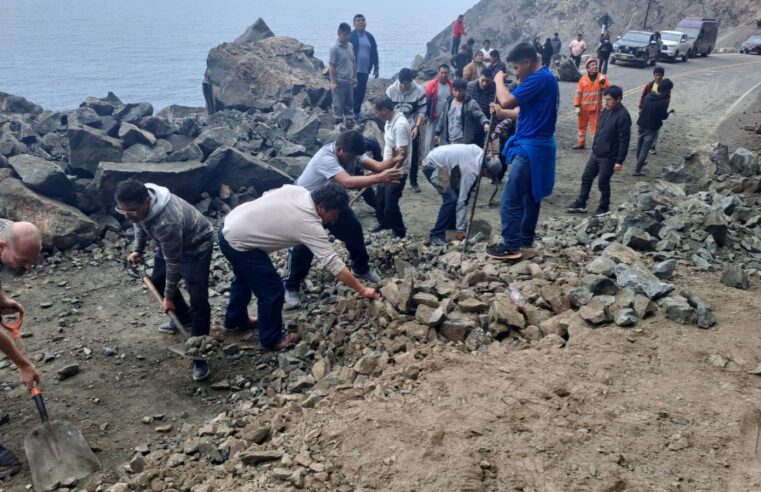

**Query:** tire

left=611, top=57, right=617, bottom=65
left=682, top=51, right=688, bottom=62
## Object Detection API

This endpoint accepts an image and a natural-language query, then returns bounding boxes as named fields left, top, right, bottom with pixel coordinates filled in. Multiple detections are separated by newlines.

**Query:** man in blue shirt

left=349, top=14, right=379, bottom=121
left=486, top=43, right=559, bottom=261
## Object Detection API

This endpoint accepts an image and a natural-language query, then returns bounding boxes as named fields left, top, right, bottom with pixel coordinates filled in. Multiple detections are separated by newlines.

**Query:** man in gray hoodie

left=386, top=68, right=426, bottom=192
left=116, top=179, right=214, bottom=381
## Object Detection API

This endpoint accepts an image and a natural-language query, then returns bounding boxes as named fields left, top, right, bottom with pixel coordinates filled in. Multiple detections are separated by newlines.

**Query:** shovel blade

left=24, top=421, right=100, bottom=492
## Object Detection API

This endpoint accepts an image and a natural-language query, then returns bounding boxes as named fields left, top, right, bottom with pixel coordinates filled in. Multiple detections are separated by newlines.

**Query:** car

left=659, top=30, right=692, bottom=62
left=740, top=34, right=761, bottom=54
left=676, top=17, right=719, bottom=57
left=611, top=30, right=661, bottom=68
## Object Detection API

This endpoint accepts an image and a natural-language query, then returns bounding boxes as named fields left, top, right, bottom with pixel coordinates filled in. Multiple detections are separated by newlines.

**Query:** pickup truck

left=611, top=31, right=661, bottom=68
left=659, top=30, right=693, bottom=62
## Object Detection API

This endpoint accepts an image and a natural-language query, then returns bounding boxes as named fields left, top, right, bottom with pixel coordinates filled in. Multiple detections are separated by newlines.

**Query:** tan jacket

left=462, top=61, right=484, bottom=82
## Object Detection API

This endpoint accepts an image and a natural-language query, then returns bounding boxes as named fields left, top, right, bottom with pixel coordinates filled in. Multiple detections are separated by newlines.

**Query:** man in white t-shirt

left=568, top=33, right=587, bottom=68
left=480, top=39, right=493, bottom=67
left=370, top=97, right=411, bottom=238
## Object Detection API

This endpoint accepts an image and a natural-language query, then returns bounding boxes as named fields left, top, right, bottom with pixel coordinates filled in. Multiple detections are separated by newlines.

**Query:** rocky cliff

left=424, top=0, right=761, bottom=59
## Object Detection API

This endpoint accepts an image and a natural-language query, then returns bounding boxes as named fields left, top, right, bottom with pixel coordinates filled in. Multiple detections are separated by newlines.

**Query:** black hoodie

left=637, top=92, right=670, bottom=131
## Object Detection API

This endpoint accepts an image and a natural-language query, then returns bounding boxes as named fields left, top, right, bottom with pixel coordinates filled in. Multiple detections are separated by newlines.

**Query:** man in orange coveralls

left=572, top=58, right=609, bottom=150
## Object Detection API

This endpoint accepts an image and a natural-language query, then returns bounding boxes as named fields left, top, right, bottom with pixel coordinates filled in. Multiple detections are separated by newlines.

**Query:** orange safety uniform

left=574, top=73, right=610, bottom=146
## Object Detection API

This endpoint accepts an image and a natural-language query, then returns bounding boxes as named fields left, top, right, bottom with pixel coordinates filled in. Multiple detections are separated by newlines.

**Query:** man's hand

left=360, top=287, right=379, bottom=300
left=379, top=168, right=403, bottom=183
left=373, top=69, right=379, bottom=79
left=127, top=251, right=142, bottom=265
left=454, top=231, right=466, bottom=241
left=0, top=297, right=23, bottom=315
left=162, top=298, right=175, bottom=314
left=483, top=123, right=490, bottom=133
left=411, top=126, right=419, bottom=139
left=613, top=163, right=622, bottom=172
left=18, top=362, right=40, bottom=392
left=490, top=102, right=501, bottom=115
left=574, top=107, right=581, bottom=115
left=330, top=82, right=338, bottom=91
left=434, top=135, right=440, bottom=146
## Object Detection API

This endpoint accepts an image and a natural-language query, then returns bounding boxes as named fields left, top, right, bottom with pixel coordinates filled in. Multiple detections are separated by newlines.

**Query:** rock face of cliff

left=424, top=0, right=761, bottom=59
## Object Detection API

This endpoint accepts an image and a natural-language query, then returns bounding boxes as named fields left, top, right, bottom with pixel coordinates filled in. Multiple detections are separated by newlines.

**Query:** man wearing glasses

left=115, top=179, right=214, bottom=382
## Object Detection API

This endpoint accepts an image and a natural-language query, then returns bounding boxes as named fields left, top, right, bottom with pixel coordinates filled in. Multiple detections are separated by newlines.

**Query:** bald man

left=0, top=219, right=42, bottom=478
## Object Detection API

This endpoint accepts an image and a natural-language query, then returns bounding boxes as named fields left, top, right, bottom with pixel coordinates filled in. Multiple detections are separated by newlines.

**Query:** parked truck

left=675, top=17, right=719, bottom=57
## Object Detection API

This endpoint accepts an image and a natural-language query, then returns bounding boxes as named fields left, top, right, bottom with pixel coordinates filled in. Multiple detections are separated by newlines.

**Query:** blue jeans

left=283, top=206, right=369, bottom=291
left=218, top=230, right=284, bottom=350
left=500, top=154, right=541, bottom=250
left=424, top=166, right=458, bottom=239
left=353, top=72, right=370, bottom=118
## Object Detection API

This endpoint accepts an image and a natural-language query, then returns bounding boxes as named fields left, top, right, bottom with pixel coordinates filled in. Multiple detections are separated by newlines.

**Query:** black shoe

left=0, top=445, right=20, bottom=479
left=411, top=184, right=421, bottom=193
left=632, top=170, right=644, bottom=177
left=370, top=224, right=389, bottom=233
left=566, top=199, right=587, bottom=213
left=572, top=143, right=585, bottom=150
left=191, top=360, right=210, bottom=382
left=486, top=244, right=523, bottom=261
left=392, top=230, right=406, bottom=239
left=593, top=208, right=609, bottom=217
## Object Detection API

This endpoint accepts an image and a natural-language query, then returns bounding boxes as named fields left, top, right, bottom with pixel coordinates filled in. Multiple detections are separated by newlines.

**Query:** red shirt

left=452, top=19, right=465, bottom=38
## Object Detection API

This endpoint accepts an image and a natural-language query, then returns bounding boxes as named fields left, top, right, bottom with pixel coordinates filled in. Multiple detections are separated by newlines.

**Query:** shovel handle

left=142, top=277, right=189, bottom=338
left=30, top=386, right=49, bottom=423
left=1, top=310, right=23, bottom=340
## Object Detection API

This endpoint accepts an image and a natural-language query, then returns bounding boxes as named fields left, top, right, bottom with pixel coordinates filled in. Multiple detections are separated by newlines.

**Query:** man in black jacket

left=350, top=14, right=379, bottom=121
left=634, top=78, right=674, bottom=176
left=567, top=85, right=631, bottom=216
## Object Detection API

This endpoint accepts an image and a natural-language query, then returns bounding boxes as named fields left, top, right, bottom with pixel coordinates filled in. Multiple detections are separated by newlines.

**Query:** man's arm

left=328, top=65, right=337, bottom=89
left=0, top=330, right=39, bottom=391
left=336, top=267, right=378, bottom=299
left=154, top=223, right=183, bottom=301
left=361, top=154, right=404, bottom=173
left=494, top=72, right=519, bottom=108
left=132, top=224, right=148, bottom=255
left=471, top=100, right=489, bottom=127
left=616, top=113, right=632, bottom=165
left=332, top=169, right=402, bottom=190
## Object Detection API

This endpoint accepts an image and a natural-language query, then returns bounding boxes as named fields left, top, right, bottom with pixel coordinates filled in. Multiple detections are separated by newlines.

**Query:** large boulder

left=203, top=21, right=330, bottom=113
left=80, top=92, right=123, bottom=116
left=113, top=102, right=154, bottom=124
left=662, top=143, right=731, bottom=192
left=7, top=154, right=76, bottom=204
left=286, top=115, right=321, bottom=151
left=67, top=125, right=123, bottom=176
left=0, top=91, right=43, bottom=115
left=118, top=123, right=157, bottom=147
left=93, top=161, right=210, bottom=206
left=205, top=147, right=292, bottom=193
left=556, top=58, right=581, bottom=82
left=729, top=148, right=759, bottom=177
left=234, top=18, right=275, bottom=44
left=0, top=175, right=98, bottom=249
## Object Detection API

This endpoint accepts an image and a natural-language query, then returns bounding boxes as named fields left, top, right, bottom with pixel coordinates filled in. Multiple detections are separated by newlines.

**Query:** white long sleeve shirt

left=423, top=144, right=483, bottom=231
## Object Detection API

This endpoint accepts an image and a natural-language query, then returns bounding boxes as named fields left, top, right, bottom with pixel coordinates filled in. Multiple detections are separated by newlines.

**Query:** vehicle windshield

left=662, top=32, right=683, bottom=42
left=677, top=27, right=701, bottom=38
left=747, top=36, right=761, bottom=43
left=622, top=32, right=651, bottom=43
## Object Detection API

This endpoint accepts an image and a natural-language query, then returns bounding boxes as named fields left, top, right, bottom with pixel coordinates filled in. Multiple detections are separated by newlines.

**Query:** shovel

left=24, top=386, right=100, bottom=491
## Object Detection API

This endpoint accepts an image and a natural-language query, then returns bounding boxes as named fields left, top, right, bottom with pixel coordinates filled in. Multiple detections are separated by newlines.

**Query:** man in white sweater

left=219, top=182, right=379, bottom=351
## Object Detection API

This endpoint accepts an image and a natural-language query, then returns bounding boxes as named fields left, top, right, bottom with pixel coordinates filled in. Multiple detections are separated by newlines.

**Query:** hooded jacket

left=639, top=80, right=671, bottom=110
left=637, top=92, right=671, bottom=131
left=386, top=79, right=427, bottom=126
left=435, top=96, right=488, bottom=145
left=592, top=104, right=632, bottom=163
left=349, top=30, right=379, bottom=75
left=132, top=184, right=213, bottom=299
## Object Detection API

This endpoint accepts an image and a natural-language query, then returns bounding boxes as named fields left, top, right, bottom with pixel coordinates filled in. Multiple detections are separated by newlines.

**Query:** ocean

left=0, top=0, right=466, bottom=112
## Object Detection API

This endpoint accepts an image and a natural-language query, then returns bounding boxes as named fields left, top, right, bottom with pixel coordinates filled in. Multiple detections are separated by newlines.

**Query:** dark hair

left=338, top=23, right=351, bottom=34
left=438, top=63, right=451, bottom=71
left=311, top=181, right=349, bottom=211
left=659, top=78, right=674, bottom=93
left=653, top=66, right=665, bottom=75
left=336, top=130, right=367, bottom=155
left=398, top=68, right=414, bottom=82
left=457, top=14, right=464, bottom=20
left=353, top=14, right=365, bottom=21
left=373, top=96, right=395, bottom=111
left=466, top=38, right=475, bottom=46
left=603, top=85, right=624, bottom=100
left=506, top=42, right=538, bottom=63
left=554, top=32, right=559, bottom=36
left=114, top=179, right=149, bottom=204
left=490, top=49, right=500, bottom=59
left=480, top=69, right=494, bottom=79
left=453, top=78, right=467, bottom=90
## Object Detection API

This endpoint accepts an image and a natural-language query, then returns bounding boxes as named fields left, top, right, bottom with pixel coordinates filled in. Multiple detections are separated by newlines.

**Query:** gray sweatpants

left=636, top=125, right=659, bottom=172
left=332, top=81, right=354, bottom=122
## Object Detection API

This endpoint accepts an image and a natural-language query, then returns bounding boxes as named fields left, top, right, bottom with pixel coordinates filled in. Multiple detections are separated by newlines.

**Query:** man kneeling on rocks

left=423, top=143, right=504, bottom=246
left=219, top=182, right=379, bottom=350
left=283, top=130, right=403, bottom=308
left=117, top=179, right=214, bottom=381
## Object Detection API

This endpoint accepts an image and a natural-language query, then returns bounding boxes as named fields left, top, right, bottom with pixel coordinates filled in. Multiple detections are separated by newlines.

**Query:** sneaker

left=486, top=244, right=523, bottom=261
left=191, top=360, right=210, bottom=382
left=593, top=208, right=609, bottom=217
left=370, top=224, right=389, bottom=233
left=429, top=235, right=447, bottom=246
left=158, top=320, right=178, bottom=334
left=356, top=269, right=381, bottom=283
left=411, top=184, right=421, bottom=193
left=572, top=143, right=585, bottom=150
left=224, top=316, right=258, bottom=332
left=284, top=289, right=301, bottom=308
left=649, top=148, right=657, bottom=155
left=566, top=199, right=587, bottom=213
left=632, top=170, right=645, bottom=177
left=0, top=445, right=21, bottom=479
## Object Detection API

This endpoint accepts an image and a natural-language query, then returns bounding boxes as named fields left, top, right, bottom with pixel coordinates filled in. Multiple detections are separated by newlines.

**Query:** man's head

left=603, top=85, right=624, bottom=110
left=457, top=14, right=464, bottom=21
left=473, top=51, right=484, bottom=63
left=490, top=49, right=501, bottom=61
left=335, top=130, right=367, bottom=166
left=0, top=221, right=41, bottom=272
left=459, top=45, right=468, bottom=54
left=483, top=39, right=491, bottom=49
left=311, top=181, right=349, bottom=225
left=659, top=78, right=674, bottom=95
left=373, top=96, right=396, bottom=122
left=576, top=33, right=583, bottom=40
left=437, top=64, right=451, bottom=83
left=653, top=66, right=665, bottom=83
left=466, top=38, right=475, bottom=48
left=482, top=156, right=506, bottom=182
left=453, top=78, right=467, bottom=101
left=586, top=58, right=598, bottom=75
left=506, top=42, right=539, bottom=81
left=353, top=14, right=366, bottom=32
left=553, top=32, right=559, bottom=38
left=398, top=68, right=414, bottom=92
left=114, top=179, right=152, bottom=224
left=478, top=70, right=494, bottom=89
left=337, top=22, right=351, bottom=43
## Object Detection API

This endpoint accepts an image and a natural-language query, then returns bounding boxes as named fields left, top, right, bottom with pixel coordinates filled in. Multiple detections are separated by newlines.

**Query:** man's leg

left=430, top=189, right=458, bottom=239
left=423, top=121, right=436, bottom=157
left=385, top=176, right=407, bottom=237
left=596, top=158, right=616, bottom=211
left=331, top=86, right=343, bottom=122
left=327, top=207, right=370, bottom=275
left=282, top=245, right=315, bottom=292
left=452, top=37, right=460, bottom=56
left=587, top=110, right=599, bottom=139
left=342, top=82, right=354, bottom=123
left=353, top=72, right=369, bottom=119
left=650, top=128, right=660, bottom=153
left=375, top=183, right=388, bottom=228
left=409, top=134, right=420, bottom=189
left=577, top=111, right=589, bottom=147
left=499, top=154, right=532, bottom=251
left=520, top=190, right=542, bottom=249
left=219, top=230, right=253, bottom=329
left=576, top=154, right=600, bottom=207
left=179, top=247, right=212, bottom=338
left=635, top=127, right=654, bottom=172
left=151, top=249, right=192, bottom=327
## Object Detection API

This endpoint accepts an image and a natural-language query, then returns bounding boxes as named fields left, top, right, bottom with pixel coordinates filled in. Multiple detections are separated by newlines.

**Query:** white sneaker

left=284, top=289, right=301, bottom=308
left=356, top=269, right=381, bottom=283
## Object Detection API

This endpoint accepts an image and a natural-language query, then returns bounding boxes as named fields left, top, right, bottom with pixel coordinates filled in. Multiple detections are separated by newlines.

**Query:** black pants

left=284, top=207, right=369, bottom=291
left=409, top=133, right=420, bottom=187
left=376, top=176, right=407, bottom=237
left=572, top=55, right=581, bottom=68
left=451, top=37, right=461, bottom=56
left=578, top=155, right=615, bottom=211
left=599, top=56, right=610, bottom=74
left=353, top=72, right=370, bottom=117
left=151, top=246, right=212, bottom=337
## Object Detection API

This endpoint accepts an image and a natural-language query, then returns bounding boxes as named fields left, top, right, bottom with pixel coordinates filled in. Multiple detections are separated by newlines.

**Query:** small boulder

left=721, top=264, right=749, bottom=290
left=8, top=154, right=76, bottom=204
left=118, top=123, right=157, bottom=147
left=67, top=125, right=123, bottom=176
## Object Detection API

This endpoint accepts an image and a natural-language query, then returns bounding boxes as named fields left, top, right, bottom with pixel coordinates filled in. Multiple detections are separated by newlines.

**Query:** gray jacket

left=132, top=184, right=213, bottom=298
left=435, top=97, right=488, bottom=145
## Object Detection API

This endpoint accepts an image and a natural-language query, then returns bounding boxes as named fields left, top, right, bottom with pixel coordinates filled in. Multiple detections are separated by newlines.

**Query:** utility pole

left=643, top=0, right=653, bottom=30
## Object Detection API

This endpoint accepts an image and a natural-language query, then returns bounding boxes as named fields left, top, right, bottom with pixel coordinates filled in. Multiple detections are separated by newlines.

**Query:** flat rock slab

left=93, top=161, right=209, bottom=206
